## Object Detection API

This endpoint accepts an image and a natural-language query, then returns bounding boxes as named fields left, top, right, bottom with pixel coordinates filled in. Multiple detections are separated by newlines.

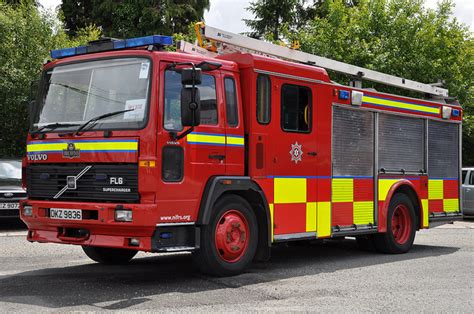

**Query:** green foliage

left=61, top=0, right=210, bottom=38
left=0, top=1, right=100, bottom=158
left=244, top=0, right=359, bottom=41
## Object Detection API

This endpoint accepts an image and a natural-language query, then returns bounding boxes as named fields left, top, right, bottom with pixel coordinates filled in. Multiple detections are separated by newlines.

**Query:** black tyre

left=193, top=195, right=258, bottom=276
left=373, top=193, right=417, bottom=254
left=82, top=246, right=138, bottom=264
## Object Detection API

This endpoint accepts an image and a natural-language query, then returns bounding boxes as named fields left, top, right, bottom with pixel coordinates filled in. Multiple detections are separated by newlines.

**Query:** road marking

left=0, top=231, right=27, bottom=237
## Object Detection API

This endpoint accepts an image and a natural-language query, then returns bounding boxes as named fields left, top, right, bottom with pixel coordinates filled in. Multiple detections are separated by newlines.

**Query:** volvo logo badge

left=3, top=192, right=14, bottom=198
left=53, top=166, right=92, bottom=199
left=63, top=143, right=80, bottom=159
left=66, top=176, right=77, bottom=190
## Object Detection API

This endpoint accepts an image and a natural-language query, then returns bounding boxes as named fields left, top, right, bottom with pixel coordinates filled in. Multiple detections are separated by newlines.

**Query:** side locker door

left=270, top=78, right=318, bottom=239
left=157, top=62, right=226, bottom=223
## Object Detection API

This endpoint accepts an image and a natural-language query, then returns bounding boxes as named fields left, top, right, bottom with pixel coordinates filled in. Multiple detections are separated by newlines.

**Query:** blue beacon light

left=50, top=35, right=173, bottom=59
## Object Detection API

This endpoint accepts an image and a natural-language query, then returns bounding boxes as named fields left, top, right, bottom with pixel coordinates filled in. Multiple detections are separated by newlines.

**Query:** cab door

left=157, top=62, right=226, bottom=223
left=270, top=78, right=318, bottom=238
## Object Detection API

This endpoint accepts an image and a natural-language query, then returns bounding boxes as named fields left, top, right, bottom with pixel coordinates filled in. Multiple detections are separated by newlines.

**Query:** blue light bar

left=50, top=35, right=173, bottom=59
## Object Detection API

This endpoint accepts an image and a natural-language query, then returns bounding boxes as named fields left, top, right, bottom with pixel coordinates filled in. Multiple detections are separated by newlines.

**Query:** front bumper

left=20, top=200, right=159, bottom=251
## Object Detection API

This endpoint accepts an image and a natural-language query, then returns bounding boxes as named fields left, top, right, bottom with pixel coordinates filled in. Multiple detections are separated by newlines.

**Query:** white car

left=462, top=168, right=474, bottom=217
left=0, top=159, right=26, bottom=218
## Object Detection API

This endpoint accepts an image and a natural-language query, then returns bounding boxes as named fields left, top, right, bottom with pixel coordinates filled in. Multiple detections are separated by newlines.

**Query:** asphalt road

left=0, top=220, right=472, bottom=312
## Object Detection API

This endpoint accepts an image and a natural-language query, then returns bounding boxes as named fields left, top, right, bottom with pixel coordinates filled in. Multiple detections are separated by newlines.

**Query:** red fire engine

left=21, top=24, right=463, bottom=276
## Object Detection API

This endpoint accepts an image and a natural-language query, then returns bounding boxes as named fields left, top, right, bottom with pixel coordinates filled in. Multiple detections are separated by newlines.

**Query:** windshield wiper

left=74, top=109, right=134, bottom=136
left=31, top=122, right=80, bottom=136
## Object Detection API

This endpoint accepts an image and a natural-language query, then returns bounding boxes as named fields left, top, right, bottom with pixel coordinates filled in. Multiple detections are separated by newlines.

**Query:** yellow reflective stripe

left=332, top=179, right=353, bottom=202
left=274, top=178, right=306, bottom=204
left=353, top=201, right=374, bottom=225
left=226, top=136, right=244, bottom=146
left=269, top=203, right=274, bottom=241
left=316, top=202, right=331, bottom=238
left=363, top=96, right=440, bottom=114
left=27, top=141, right=138, bottom=152
left=27, top=143, right=66, bottom=152
left=443, top=199, right=459, bottom=212
left=378, top=179, right=400, bottom=201
left=421, top=199, right=429, bottom=227
left=187, top=133, right=226, bottom=145
left=428, top=179, right=444, bottom=200
left=306, top=202, right=317, bottom=232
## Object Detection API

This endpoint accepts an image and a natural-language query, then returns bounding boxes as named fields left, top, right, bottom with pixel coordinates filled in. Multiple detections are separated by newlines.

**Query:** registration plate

left=0, top=203, right=19, bottom=209
left=50, top=208, right=82, bottom=220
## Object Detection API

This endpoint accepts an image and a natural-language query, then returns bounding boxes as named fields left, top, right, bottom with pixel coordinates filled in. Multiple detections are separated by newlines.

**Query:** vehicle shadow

left=0, top=239, right=459, bottom=310
left=0, top=219, right=26, bottom=231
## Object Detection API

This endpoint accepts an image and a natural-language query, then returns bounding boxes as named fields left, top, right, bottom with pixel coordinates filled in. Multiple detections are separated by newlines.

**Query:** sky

left=39, top=0, right=473, bottom=33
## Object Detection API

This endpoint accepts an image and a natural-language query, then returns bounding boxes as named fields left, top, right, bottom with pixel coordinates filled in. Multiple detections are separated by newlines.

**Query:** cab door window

left=224, top=77, right=238, bottom=127
left=164, top=70, right=218, bottom=131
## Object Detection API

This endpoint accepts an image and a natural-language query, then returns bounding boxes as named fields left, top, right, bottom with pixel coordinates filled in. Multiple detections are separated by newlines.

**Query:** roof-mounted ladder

left=178, top=23, right=448, bottom=98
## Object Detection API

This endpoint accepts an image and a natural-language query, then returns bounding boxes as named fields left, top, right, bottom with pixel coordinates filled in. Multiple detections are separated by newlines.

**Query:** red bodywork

left=21, top=48, right=462, bottom=251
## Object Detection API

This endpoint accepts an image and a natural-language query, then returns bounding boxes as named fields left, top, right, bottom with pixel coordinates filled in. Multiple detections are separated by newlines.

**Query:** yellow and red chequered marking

left=255, top=176, right=332, bottom=241
left=428, top=178, right=459, bottom=214
left=331, top=176, right=374, bottom=227
left=378, top=176, right=429, bottom=228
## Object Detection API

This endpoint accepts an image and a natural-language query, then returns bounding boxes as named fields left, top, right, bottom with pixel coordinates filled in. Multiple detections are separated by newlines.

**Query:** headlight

left=115, top=209, right=132, bottom=222
left=23, top=205, right=33, bottom=217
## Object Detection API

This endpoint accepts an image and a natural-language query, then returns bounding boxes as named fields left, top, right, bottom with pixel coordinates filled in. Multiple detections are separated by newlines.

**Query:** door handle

left=307, top=151, right=317, bottom=156
left=209, top=154, right=226, bottom=160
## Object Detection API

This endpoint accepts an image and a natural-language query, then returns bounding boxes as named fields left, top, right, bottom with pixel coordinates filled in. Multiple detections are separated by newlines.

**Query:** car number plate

left=0, top=203, right=19, bottom=209
left=50, top=208, right=82, bottom=220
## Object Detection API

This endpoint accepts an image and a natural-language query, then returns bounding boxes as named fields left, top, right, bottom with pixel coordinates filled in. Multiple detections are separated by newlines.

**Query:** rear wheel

left=82, top=246, right=137, bottom=264
left=193, top=195, right=258, bottom=276
left=374, top=193, right=416, bottom=254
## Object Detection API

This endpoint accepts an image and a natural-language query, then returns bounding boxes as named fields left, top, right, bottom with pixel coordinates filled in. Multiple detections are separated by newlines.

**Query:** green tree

left=244, top=0, right=360, bottom=40
left=0, top=0, right=100, bottom=158
left=61, top=0, right=210, bottom=38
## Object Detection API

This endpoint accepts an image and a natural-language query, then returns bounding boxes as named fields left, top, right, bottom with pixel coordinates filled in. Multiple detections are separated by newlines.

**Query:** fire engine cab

left=21, top=24, right=463, bottom=276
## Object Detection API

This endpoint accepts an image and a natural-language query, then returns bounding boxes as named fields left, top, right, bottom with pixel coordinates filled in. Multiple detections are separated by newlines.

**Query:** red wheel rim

left=391, top=204, right=412, bottom=245
left=214, top=210, right=250, bottom=263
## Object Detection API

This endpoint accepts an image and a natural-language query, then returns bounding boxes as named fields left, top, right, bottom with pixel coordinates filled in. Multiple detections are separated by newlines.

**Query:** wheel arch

left=197, top=176, right=272, bottom=261
left=379, top=180, right=422, bottom=232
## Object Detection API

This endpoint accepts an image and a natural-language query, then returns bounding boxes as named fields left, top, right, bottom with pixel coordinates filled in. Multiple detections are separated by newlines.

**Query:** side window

left=200, top=75, right=218, bottom=125
left=256, top=74, right=271, bottom=124
left=462, top=170, right=467, bottom=184
left=281, top=84, right=311, bottom=133
left=224, top=77, right=238, bottom=127
left=163, top=70, right=218, bottom=131
left=469, top=171, right=474, bottom=185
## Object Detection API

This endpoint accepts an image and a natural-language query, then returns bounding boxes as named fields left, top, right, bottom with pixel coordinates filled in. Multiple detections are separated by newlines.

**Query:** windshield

left=0, top=161, right=21, bottom=180
left=33, top=58, right=151, bottom=132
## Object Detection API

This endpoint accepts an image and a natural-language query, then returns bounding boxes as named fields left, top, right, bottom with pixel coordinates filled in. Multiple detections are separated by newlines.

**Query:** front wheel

left=82, top=246, right=137, bottom=264
left=193, top=195, right=258, bottom=276
left=374, top=193, right=417, bottom=254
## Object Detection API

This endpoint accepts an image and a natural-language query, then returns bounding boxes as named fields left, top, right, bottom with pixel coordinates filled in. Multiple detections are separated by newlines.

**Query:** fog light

left=23, top=205, right=33, bottom=217
left=129, top=238, right=140, bottom=246
left=115, top=209, right=132, bottom=222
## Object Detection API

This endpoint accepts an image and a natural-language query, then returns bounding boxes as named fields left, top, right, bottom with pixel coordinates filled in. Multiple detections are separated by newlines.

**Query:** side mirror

left=181, top=68, right=202, bottom=85
left=181, top=87, right=200, bottom=127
